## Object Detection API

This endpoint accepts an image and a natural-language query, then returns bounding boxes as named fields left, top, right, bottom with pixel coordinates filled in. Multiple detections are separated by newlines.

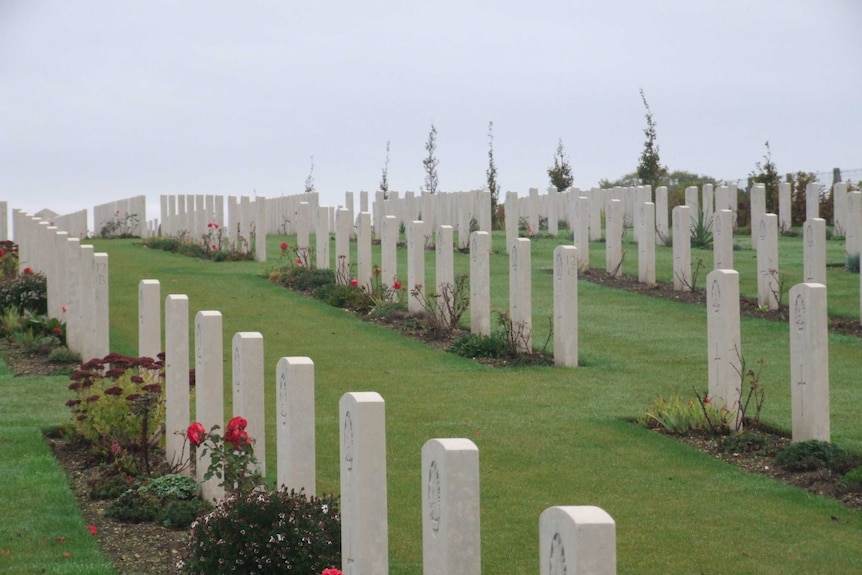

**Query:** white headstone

left=165, top=295, right=190, bottom=474
left=470, top=231, right=491, bottom=336
left=605, top=199, right=623, bottom=277
left=756, top=213, right=779, bottom=310
left=706, top=269, right=742, bottom=424
left=317, top=205, right=330, bottom=269
left=138, top=279, right=161, bottom=359
left=422, top=438, right=481, bottom=575
left=778, top=182, right=792, bottom=233
left=832, top=182, right=847, bottom=236
left=358, top=212, right=372, bottom=290
left=750, top=184, right=766, bottom=251
left=78, top=245, right=97, bottom=361
left=539, top=506, right=616, bottom=575
left=806, top=182, right=820, bottom=222
left=336, top=208, right=351, bottom=284
left=638, top=202, right=656, bottom=285
left=382, top=215, right=398, bottom=290
left=803, top=219, right=826, bottom=284
left=276, top=357, right=316, bottom=494
left=408, top=220, right=426, bottom=314
left=672, top=206, right=691, bottom=291
left=655, top=186, right=669, bottom=245
left=92, top=253, right=109, bottom=358
left=713, top=209, right=734, bottom=270
left=553, top=245, right=578, bottom=367
left=340, top=392, right=389, bottom=575
left=232, top=332, right=266, bottom=476
left=790, top=283, right=830, bottom=442
left=510, top=238, right=532, bottom=353
left=505, top=191, right=519, bottom=251
left=195, top=311, right=225, bottom=502
left=436, top=225, right=454, bottom=300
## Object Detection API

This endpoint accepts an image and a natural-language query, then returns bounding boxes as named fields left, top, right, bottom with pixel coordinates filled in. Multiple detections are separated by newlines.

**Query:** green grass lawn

left=2, top=229, right=861, bottom=574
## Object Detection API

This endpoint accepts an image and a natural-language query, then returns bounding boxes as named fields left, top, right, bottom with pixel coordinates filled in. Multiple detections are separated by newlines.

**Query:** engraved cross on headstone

left=796, top=363, right=806, bottom=417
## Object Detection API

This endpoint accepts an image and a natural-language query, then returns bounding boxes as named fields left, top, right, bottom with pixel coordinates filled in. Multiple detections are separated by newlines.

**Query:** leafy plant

left=423, top=123, right=439, bottom=194
left=547, top=138, right=573, bottom=192
left=636, top=89, right=667, bottom=190
left=689, top=209, right=713, bottom=249
left=749, top=141, right=780, bottom=216
left=775, top=440, right=855, bottom=473
left=641, top=394, right=713, bottom=434
left=409, top=274, right=470, bottom=336
left=0, top=268, right=48, bottom=314
left=181, top=489, right=341, bottom=574
left=486, top=121, right=500, bottom=223
left=66, top=354, right=166, bottom=470
left=188, top=416, right=265, bottom=498
left=694, top=355, right=766, bottom=435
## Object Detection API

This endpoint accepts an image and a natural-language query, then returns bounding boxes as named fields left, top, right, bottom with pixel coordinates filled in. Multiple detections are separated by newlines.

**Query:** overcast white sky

left=1, top=1, right=860, bottom=226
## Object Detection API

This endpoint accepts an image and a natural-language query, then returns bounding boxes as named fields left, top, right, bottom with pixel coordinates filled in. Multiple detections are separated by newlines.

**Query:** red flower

left=225, top=416, right=250, bottom=447
left=295, top=258, right=303, bottom=265
left=187, top=422, right=206, bottom=447
left=321, top=569, right=343, bottom=575
left=0, top=249, right=4, bottom=258
left=207, top=222, right=213, bottom=228
left=349, top=278, right=358, bottom=287
left=52, top=327, right=61, bottom=335
left=88, top=525, right=97, bottom=536
left=372, top=266, right=381, bottom=277
left=280, top=241, right=289, bottom=251
left=212, top=244, right=217, bottom=250
left=62, top=305, right=68, bottom=313
left=703, top=396, right=711, bottom=404
left=103, top=386, right=123, bottom=396
left=23, top=267, right=33, bottom=275
left=392, top=280, right=402, bottom=290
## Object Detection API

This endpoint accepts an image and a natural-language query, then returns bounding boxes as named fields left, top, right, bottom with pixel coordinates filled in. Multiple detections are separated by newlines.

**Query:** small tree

left=304, top=155, right=315, bottom=194
left=380, top=140, right=391, bottom=200
left=547, top=138, right=573, bottom=192
left=636, top=88, right=665, bottom=191
left=423, top=124, right=439, bottom=194
left=486, top=121, right=500, bottom=211
left=749, top=141, right=780, bottom=214
left=788, top=170, right=819, bottom=227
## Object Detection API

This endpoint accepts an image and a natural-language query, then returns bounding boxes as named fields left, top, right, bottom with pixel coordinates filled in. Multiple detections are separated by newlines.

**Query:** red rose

left=0, top=249, right=4, bottom=257
left=23, top=267, right=33, bottom=275
left=393, top=280, right=402, bottom=290
left=349, top=278, right=358, bottom=287
left=321, top=569, right=343, bottom=575
left=280, top=242, right=289, bottom=250
left=187, top=422, right=206, bottom=447
left=225, top=416, right=249, bottom=447
left=295, top=258, right=303, bottom=265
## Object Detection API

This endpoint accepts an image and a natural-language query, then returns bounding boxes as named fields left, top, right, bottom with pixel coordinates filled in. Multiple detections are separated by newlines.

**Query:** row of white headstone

left=11, top=209, right=109, bottom=360
left=706, top=268, right=830, bottom=441
left=137, top=278, right=615, bottom=575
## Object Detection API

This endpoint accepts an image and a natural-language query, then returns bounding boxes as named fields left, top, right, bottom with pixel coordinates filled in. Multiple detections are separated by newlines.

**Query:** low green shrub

left=689, top=209, right=713, bottom=249
left=181, top=489, right=341, bottom=574
left=847, top=253, right=860, bottom=273
left=105, top=474, right=210, bottom=529
left=775, top=440, right=855, bottom=473
left=276, top=267, right=335, bottom=292
left=449, top=332, right=509, bottom=359
left=721, top=431, right=772, bottom=455
left=839, top=467, right=862, bottom=492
